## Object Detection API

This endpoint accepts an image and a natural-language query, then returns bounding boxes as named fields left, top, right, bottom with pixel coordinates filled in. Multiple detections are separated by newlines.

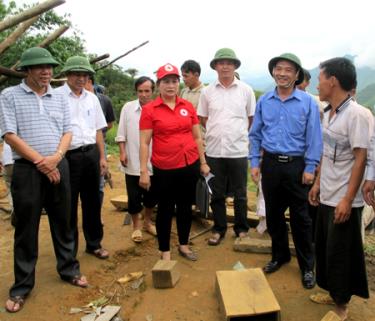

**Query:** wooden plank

left=320, top=311, right=341, bottom=321
left=233, top=237, right=296, bottom=256
left=216, top=268, right=280, bottom=320
left=152, top=260, right=180, bottom=289
left=110, top=194, right=128, bottom=210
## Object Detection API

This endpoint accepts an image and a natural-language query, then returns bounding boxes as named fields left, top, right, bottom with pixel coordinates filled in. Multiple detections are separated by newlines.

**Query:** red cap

left=156, top=63, right=180, bottom=80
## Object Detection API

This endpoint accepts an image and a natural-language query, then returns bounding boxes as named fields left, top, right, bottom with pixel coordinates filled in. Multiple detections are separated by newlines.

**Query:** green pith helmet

left=17, top=47, right=59, bottom=71
left=268, top=53, right=304, bottom=85
left=210, top=48, right=241, bottom=70
left=61, top=56, right=95, bottom=74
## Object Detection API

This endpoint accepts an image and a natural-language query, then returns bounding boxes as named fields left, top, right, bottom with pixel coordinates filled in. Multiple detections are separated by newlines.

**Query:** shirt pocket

left=48, top=111, right=63, bottom=133
left=85, top=106, right=96, bottom=129
left=288, top=112, right=307, bottom=136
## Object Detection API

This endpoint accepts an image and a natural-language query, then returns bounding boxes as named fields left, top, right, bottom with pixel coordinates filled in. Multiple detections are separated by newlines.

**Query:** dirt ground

left=0, top=155, right=375, bottom=321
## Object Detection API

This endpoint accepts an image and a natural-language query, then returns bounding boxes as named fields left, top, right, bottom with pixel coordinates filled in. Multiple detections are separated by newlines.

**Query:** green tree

left=0, top=0, right=85, bottom=89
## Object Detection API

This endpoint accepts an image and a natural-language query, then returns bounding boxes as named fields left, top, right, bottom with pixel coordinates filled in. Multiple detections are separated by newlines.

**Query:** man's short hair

left=181, top=60, right=201, bottom=76
left=134, top=76, right=155, bottom=92
left=303, top=69, right=311, bottom=81
left=319, top=57, right=356, bottom=91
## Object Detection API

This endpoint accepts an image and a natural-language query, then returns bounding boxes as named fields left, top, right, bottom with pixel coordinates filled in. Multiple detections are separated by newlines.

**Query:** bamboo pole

left=0, top=66, right=25, bottom=78
left=95, top=41, right=149, bottom=71
left=0, top=16, right=39, bottom=56
left=90, top=54, right=110, bottom=64
left=0, top=25, right=69, bottom=83
left=0, top=0, right=65, bottom=33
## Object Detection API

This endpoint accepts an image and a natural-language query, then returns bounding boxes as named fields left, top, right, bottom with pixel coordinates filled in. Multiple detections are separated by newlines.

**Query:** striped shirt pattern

left=0, top=81, right=71, bottom=159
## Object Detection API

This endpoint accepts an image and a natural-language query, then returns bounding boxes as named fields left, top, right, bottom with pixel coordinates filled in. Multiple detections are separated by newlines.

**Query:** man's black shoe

left=302, top=270, right=315, bottom=289
left=263, top=260, right=289, bottom=274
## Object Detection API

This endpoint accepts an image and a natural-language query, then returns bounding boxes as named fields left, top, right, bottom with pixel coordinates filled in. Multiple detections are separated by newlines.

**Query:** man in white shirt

left=55, top=56, right=109, bottom=259
left=197, top=48, right=256, bottom=245
left=115, top=76, right=157, bottom=243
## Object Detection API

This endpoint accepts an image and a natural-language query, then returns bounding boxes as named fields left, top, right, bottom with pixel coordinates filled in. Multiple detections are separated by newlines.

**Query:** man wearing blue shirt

left=249, top=53, right=322, bottom=289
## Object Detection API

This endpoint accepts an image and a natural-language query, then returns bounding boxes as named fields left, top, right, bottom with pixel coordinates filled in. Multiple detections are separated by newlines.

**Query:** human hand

left=334, top=197, right=352, bottom=224
left=100, top=158, right=108, bottom=176
left=35, top=155, right=60, bottom=174
left=308, top=183, right=320, bottom=206
left=302, top=172, right=315, bottom=185
left=46, top=168, right=60, bottom=185
left=362, top=180, right=375, bottom=207
left=139, top=172, right=151, bottom=191
left=120, top=151, right=128, bottom=167
left=200, top=163, right=210, bottom=176
left=251, top=167, right=260, bottom=184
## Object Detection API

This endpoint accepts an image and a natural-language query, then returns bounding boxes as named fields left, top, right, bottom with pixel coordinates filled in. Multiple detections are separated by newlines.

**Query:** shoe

left=86, top=248, right=109, bottom=259
left=178, top=247, right=198, bottom=261
left=263, top=259, right=289, bottom=273
left=302, top=270, right=315, bottom=289
left=68, top=274, right=89, bottom=288
left=207, top=233, right=224, bottom=246
left=131, top=229, right=143, bottom=243
left=310, top=292, right=335, bottom=305
left=5, top=296, right=25, bottom=313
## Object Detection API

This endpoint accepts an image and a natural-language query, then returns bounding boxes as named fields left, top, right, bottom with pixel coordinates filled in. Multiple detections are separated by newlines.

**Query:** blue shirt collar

left=268, top=87, right=303, bottom=102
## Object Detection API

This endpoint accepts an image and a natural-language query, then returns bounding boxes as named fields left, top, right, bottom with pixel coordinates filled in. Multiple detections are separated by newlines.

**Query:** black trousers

left=261, top=154, right=314, bottom=272
left=315, top=204, right=369, bottom=304
left=66, top=145, right=103, bottom=255
left=10, top=159, right=80, bottom=297
left=207, top=157, right=249, bottom=236
left=153, top=161, right=199, bottom=252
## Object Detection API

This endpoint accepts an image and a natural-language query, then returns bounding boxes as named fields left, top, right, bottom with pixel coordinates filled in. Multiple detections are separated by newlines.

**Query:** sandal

left=69, top=275, right=89, bottom=288
left=309, top=292, right=335, bottom=305
left=131, top=229, right=143, bottom=243
left=207, top=233, right=224, bottom=246
left=86, top=248, right=109, bottom=259
left=5, top=296, right=25, bottom=313
left=143, top=224, right=157, bottom=236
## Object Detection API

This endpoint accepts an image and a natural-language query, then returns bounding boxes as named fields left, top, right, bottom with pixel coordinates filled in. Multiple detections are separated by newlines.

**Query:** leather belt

left=68, top=144, right=96, bottom=153
left=264, top=151, right=302, bottom=163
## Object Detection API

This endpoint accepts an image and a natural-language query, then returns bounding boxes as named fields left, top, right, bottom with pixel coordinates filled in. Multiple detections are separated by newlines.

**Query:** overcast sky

left=13, top=0, right=375, bottom=83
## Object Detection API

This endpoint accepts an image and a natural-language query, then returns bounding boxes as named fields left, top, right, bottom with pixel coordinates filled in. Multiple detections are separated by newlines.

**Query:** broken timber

left=216, top=268, right=281, bottom=320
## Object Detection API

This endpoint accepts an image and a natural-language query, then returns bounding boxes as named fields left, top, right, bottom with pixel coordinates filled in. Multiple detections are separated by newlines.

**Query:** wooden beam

left=90, top=54, right=110, bottom=64
left=0, top=16, right=39, bottom=56
left=0, top=66, right=25, bottom=78
left=0, top=25, right=68, bottom=83
left=0, top=0, right=65, bottom=33
left=95, top=41, right=149, bottom=71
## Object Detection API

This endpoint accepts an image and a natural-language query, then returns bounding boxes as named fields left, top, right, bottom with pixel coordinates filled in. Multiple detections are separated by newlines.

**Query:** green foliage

left=0, top=0, right=85, bottom=89
left=357, top=83, right=375, bottom=113
left=94, top=65, right=137, bottom=119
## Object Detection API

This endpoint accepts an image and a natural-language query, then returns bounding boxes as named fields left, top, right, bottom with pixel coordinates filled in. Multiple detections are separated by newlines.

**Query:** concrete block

left=233, top=237, right=296, bottom=256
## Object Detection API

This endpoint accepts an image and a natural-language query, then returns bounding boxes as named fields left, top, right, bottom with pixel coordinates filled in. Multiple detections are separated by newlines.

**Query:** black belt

left=264, top=151, right=303, bottom=163
left=67, top=144, right=96, bottom=153
left=15, top=158, right=34, bottom=165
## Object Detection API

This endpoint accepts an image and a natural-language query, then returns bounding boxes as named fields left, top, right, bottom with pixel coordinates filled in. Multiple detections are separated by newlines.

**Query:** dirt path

left=0, top=155, right=374, bottom=321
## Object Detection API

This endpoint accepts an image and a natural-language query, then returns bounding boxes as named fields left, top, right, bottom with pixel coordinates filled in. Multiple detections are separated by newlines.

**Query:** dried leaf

left=117, top=271, right=144, bottom=284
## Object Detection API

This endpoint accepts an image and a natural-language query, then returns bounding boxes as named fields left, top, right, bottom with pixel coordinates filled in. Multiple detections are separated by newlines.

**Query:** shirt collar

left=154, top=95, right=184, bottom=107
left=186, top=83, right=204, bottom=93
left=62, top=82, right=88, bottom=98
left=323, top=95, right=353, bottom=114
left=214, top=77, right=239, bottom=88
left=20, top=79, right=54, bottom=96
left=135, top=99, right=142, bottom=111
left=268, top=87, right=303, bottom=101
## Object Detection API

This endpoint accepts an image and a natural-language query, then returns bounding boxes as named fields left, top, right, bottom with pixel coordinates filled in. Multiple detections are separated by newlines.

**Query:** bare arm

left=199, top=116, right=207, bottom=129
left=335, top=148, right=367, bottom=224
left=118, top=141, right=128, bottom=167
left=96, top=129, right=108, bottom=176
left=192, top=124, right=210, bottom=176
left=139, top=129, right=152, bottom=190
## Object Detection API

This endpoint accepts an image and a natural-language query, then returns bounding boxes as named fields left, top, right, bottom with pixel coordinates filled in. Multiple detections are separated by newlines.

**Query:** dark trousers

left=10, top=159, right=80, bottom=297
left=207, top=157, right=249, bottom=236
left=261, top=154, right=314, bottom=271
left=315, top=204, right=369, bottom=304
left=66, top=145, right=103, bottom=255
left=153, top=161, right=199, bottom=252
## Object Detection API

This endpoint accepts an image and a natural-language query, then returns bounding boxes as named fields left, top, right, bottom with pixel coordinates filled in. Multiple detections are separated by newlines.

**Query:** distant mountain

left=356, top=83, right=375, bottom=111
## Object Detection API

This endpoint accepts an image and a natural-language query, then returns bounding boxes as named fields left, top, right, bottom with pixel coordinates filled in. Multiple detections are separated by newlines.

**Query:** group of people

left=0, top=45, right=373, bottom=321
left=0, top=47, right=113, bottom=313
